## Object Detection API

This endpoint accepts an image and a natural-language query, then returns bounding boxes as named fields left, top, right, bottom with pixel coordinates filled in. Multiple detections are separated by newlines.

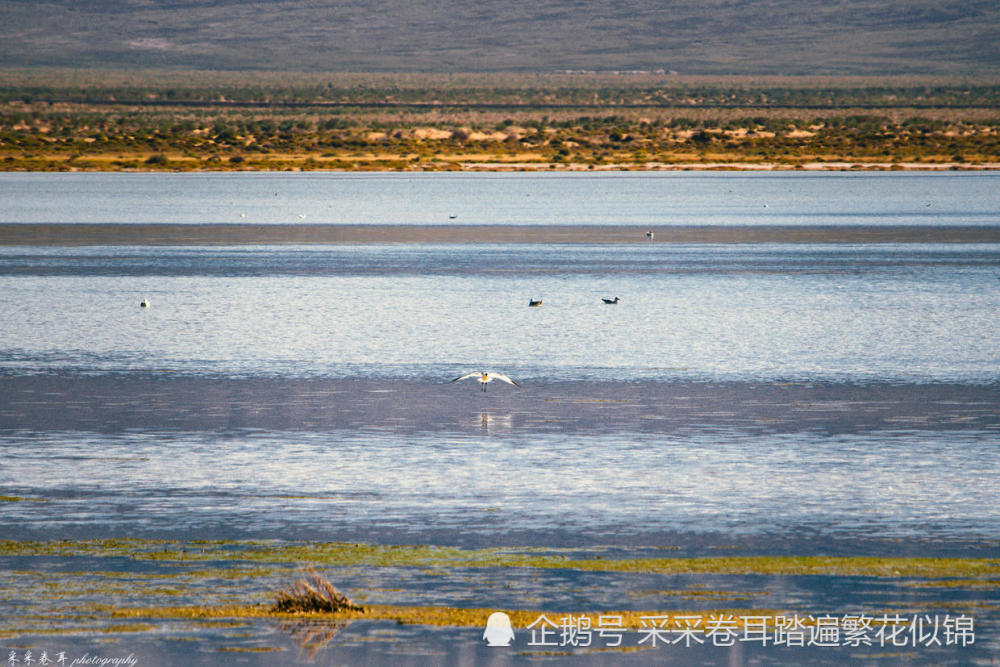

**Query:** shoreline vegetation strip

left=3, top=540, right=997, bottom=638
left=2, top=539, right=998, bottom=578
left=3, top=74, right=999, bottom=172
left=104, top=604, right=790, bottom=629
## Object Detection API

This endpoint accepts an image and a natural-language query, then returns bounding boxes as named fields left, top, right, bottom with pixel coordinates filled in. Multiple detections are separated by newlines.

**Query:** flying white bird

left=450, top=371, right=521, bottom=392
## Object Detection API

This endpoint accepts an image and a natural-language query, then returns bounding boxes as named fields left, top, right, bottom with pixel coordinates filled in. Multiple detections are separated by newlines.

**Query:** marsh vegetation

left=272, top=566, right=364, bottom=614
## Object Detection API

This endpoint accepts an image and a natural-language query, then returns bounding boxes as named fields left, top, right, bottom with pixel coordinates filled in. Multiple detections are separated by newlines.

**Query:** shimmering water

left=2, top=243, right=999, bottom=382
left=1, top=172, right=999, bottom=553
left=3, top=428, right=997, bottom=547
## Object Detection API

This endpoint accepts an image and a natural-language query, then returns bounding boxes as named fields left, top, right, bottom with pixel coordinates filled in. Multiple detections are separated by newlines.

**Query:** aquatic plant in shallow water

left=272, top=565, right=364, bottom=614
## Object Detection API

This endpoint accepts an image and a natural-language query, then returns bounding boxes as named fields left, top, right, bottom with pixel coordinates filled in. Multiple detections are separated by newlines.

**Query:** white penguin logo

left=483, top=611, right=515, bottom=646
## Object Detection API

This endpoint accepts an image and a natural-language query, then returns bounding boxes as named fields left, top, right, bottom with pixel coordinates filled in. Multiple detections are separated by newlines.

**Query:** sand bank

left=4, top=223, right=1000, bottom=245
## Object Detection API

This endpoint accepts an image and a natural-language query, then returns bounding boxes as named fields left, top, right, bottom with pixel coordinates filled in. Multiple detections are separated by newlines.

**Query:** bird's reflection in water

left=279, top=619, right=348, bottom=661
left=479, top=412, right=513, bottom=432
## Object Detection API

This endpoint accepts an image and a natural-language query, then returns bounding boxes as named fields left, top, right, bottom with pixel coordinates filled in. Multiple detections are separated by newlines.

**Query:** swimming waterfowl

left=450, top=371, right=521, bottom=392
left=528, top=298, right=542, bottom=307
left=602, top=297, right=621, bottom=304
left=140, top=298, right=149, bottom=308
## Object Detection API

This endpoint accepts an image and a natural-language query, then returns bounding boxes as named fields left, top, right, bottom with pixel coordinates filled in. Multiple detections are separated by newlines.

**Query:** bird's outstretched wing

left=491, top=373, right=521, bottom=387
left=450, top=372, right=482, bottom=383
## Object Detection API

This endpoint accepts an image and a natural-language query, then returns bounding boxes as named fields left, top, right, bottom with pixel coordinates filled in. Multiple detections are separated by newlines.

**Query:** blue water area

left=1, top=228, right=999, bottom=551
left=1, top=426, right=998, bottom=550
left=1, top=242, right=999, bottom=382
left=1, top=171, right=999, bottom=225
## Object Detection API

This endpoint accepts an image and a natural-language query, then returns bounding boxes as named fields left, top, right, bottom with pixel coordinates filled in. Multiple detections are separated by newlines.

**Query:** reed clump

left=272, top=565, right=364, bottom=614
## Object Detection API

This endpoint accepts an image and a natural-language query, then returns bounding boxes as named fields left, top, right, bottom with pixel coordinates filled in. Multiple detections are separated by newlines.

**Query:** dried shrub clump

left=272, top=565, right=365, bottom=614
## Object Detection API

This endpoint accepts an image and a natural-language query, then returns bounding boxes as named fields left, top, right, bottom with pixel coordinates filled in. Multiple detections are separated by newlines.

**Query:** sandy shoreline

left=4, top=223, right=1000, bottom=245
left=3, top=160, right=999, bottom=173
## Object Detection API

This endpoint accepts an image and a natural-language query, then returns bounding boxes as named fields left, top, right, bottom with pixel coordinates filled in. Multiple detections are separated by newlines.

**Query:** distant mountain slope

left=1, top=0, right=998, bottom=74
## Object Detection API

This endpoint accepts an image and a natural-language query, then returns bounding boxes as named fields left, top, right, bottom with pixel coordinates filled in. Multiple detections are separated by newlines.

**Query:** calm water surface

left=2, top=171, right=999, bottom=225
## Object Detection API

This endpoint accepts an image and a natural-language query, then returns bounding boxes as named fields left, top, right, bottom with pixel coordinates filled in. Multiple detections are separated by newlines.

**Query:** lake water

left=2, top=242, right=1000, bottom=382
left=2, top=171, right=999, bottom=543
left=2, top=170, right=999, bottom=226
left=1, top=172, right=999, bottom=663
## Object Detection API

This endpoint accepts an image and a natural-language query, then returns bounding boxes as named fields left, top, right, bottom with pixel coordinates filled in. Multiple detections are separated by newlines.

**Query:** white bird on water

left=450, top=371, right=521, bottom=392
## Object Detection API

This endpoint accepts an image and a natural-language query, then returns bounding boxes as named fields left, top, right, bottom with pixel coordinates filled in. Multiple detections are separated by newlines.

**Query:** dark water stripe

left=5, top=244, right=997, bottom=276
left=2, top=373, right=997, bottom=435
left=4, top=223, right=1000, bottom=245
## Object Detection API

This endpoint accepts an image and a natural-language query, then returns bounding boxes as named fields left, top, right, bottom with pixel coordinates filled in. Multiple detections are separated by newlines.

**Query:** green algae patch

left=901, top=579, right=1000, bottom=590
left=0, top=538, right=180, bottom=558
left=556, top=556, right=1000, bottom=579
left=106, top=603, right=786, bottom=631
left=1, top=623, right=156, bottom=638
left=105, top=604, right=274, bottom=620
left=3, top=539, right=998, bottom=580
left=193, top=620, right=251, bottom=627
left=97, top=623, right=157, bottom=634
